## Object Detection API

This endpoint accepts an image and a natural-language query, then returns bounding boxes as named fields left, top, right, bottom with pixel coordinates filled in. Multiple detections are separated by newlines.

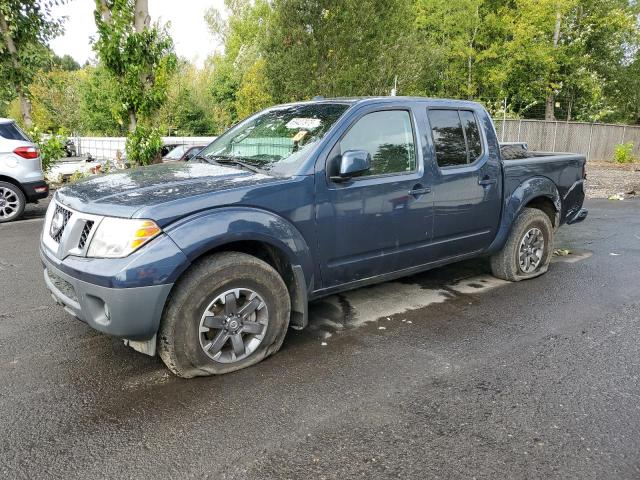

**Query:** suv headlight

left=87, top=218, right=161, bottom=258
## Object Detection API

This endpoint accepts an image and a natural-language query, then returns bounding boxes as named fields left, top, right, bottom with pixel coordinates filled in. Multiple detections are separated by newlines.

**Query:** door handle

left=409, top=186, right=431, bottom=196
left=478, top=177, right=497, bottom=187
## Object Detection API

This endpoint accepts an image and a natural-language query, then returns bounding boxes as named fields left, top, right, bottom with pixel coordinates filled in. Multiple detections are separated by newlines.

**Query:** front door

left=315, top=107, right=434, bottom=288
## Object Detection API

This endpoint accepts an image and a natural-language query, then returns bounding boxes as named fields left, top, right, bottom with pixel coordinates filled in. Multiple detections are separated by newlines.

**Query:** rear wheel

left=490, top=207, right=554, bottom=281
left=0, top=181, right=25, bottom=223
left=158, top=252, right=291, bottom=378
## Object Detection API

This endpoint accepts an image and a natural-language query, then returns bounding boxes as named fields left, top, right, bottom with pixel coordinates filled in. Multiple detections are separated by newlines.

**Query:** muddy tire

left=0, top=181, right=26, bottom=223
left=158, top=252, right=291, bottom=378
left=490, top=207, right=554, bottom=282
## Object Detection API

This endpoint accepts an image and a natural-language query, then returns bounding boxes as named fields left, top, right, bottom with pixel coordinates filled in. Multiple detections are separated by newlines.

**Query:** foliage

left=235, top=58, right=273, bottom=119
left=79, top=65, right=127, bottom=135
left=27, top=68, right=83, bottom=133
left=157, top=60, right=217, bottom=135
left=125, top=125, right=162, bottom=165
left=6, top=0, right=640, bottom=137
left=50, top=53, right=81, bottom=71
left=613, top=143, right=636, bottom=164
left=93, top=0, right=177, bottom=131
left=29, top=126, right=68, bottom=172
left=0, top=0, right=66, bottom=127
left=69, top=169, right=91, bottom=183
left=263, top=0, right=420, bottom=101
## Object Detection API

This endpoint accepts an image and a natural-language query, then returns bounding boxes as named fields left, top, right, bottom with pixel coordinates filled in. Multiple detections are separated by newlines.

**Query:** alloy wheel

left=198, top=288, right=268, bottom=363
left=518, top=227, right=545, bottom=273
left=0, top=187, right=20, bottom=220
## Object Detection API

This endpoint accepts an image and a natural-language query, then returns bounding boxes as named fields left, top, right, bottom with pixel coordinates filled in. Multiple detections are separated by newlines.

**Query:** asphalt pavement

left=0, top=198, right=639, bottom=479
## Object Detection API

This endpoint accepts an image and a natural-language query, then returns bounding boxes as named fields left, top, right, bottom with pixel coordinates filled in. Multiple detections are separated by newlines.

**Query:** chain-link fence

left=493, top=119, right=640, bottom=161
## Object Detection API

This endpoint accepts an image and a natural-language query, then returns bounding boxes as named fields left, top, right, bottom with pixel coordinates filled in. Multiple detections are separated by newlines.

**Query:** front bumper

left=41, top=249, right=173, bottom=341
left=22, top=180, right=49, bottom=202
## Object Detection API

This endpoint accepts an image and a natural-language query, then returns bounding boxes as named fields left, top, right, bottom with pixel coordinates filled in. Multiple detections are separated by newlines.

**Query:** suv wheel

left=0, top=181, right=26, bottom=223
left=490, top=207, right=554, bottom=282
left=158, top=252, right=291, bottom=378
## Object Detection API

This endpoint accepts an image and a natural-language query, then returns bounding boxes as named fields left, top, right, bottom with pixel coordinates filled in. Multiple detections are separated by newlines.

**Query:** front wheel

left=158, top=252, right=291, bottom=378
left=490, top=207, right=554, bottom=282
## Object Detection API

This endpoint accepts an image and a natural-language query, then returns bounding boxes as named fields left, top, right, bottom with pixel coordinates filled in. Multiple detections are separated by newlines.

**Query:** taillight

left=14, top=146, right=39, bottom=159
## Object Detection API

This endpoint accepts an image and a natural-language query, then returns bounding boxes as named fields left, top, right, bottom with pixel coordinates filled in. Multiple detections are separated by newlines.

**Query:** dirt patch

left=586, top=161, right=640, bottom=199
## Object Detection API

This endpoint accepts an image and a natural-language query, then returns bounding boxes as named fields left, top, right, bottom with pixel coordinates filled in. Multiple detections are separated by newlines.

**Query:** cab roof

left=276, top=96, right=484, bottom=110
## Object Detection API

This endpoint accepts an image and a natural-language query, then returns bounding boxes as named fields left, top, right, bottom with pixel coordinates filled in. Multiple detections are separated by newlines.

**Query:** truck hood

left=55, top=162, right=283, bottom=220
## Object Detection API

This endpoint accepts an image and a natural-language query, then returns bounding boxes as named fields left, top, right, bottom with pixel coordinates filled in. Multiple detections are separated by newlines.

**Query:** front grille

left=78, top=221, right=94, bottom=249
left=50, top=204, right=72, bottom=243
left=46, top=269, right=77, bottom=301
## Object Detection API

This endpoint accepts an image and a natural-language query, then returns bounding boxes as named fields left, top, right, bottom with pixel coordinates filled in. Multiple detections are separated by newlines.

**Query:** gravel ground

left=586, top=161, right=640, bottom=199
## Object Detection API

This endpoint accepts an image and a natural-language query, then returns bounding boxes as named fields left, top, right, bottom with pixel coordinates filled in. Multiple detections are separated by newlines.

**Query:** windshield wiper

left=196, top=154, right=269, bottom=175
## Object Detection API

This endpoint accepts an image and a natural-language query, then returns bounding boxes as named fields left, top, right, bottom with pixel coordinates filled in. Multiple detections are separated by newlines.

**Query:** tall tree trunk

left=467, top=5, right=480, bottom=100
left=134, top=0, right=150, bottom=33
left=97, top=0, right=112, bottom=24
left=0, top=9, right=32, bottom=128
left=545, top=10, right=562, bottom=121
left=18, top=90, right=33, bottom=128
left=128, top=109, right=137, bottom=133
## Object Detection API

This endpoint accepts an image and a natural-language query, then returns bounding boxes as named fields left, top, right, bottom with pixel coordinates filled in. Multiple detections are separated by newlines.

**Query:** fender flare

left=487, top=176, right=560, bottom=254
left=164, top=206, right=314, bottom=328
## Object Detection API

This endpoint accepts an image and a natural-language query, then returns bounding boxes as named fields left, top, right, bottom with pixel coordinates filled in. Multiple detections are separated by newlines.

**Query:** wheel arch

left=0, top=175, right=26, bottom=195
left=165, top=207, right=314, bottom=329
left=488, top=176, right=560, bottom=254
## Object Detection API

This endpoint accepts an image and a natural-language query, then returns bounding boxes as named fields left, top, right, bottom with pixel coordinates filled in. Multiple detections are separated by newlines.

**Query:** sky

left=49, top=0, right=226, bottom=67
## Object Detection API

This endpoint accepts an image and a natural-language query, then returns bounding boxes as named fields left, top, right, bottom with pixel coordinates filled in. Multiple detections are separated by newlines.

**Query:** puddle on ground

left=307, top=271, right=508, bottom=339
left=306, top=252, right=590, bottom=340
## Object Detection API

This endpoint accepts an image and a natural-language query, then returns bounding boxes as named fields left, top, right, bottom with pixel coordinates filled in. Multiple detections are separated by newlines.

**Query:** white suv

left=0, top=118, right=49, bottom=222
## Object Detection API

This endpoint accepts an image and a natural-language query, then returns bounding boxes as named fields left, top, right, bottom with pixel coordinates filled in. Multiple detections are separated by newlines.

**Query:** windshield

left=198, top=103, right=350, bottom=175
left=164, top=145, right=189, bottom=159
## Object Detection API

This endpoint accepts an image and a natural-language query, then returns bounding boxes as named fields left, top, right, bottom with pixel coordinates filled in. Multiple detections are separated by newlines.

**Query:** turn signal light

left=131, top=221, right=162, bottom=249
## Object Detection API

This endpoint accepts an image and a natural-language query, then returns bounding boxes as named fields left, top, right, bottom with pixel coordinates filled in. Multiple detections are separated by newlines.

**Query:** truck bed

left=501, top=149, right=587, bottom=226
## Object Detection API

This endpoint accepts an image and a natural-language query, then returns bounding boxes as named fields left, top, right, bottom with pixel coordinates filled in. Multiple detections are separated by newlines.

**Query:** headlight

left=87, top=218, right=161, bottom=258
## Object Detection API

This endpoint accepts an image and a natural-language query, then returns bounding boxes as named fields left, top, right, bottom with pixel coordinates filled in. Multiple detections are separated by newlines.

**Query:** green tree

left=50, top=53, right=80, bottom=71
left=205, top=0, right=272, bottom=127
left=158, top=60, right=217, bottom=135
left=263, top=0, right=420, bottom=100
left=0, top=0, right=65, bottom=127
left=79, top=65, right=127, bottom=135
left=93, top=0, right=176, bottom=132
left=28, top=68, right=84, bottom=133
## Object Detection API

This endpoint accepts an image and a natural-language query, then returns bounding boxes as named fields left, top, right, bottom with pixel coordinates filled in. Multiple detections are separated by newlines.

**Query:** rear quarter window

left=0, top=122, right=29, bottom=141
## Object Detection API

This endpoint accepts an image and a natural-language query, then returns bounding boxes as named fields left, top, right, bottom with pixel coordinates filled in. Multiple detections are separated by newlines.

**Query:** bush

left=29, top=127, right=68, bottom=172
left=125, top=125, right=163, bottom=166
left=613, top=142, right=636, bottom=163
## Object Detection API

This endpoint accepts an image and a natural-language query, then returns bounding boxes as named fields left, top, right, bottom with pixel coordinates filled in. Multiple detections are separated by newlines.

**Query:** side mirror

left=331, top=150, right=371, bottom=182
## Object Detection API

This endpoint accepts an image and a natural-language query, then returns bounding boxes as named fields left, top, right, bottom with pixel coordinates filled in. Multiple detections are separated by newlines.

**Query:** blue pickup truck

left=41, top=97, right=587, bottom=377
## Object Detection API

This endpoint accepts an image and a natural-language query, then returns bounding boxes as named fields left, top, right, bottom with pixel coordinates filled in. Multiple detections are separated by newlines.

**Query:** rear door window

left=427, top=110, right=467, bottom=167
left=0, top=122, right=29, bottom=141
left=460, top=110, right=482, bottom=162
left=428, top=109, right=484, bottom=167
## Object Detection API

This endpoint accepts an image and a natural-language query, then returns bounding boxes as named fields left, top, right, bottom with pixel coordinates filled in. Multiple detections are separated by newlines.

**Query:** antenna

left=390, top=76, right=398, bottom=96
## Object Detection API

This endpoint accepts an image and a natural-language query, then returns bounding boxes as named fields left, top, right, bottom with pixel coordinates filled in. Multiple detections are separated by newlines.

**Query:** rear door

left=315, top=105, right=434, bottom=288
left=427, top=108, right=502, bottom=257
